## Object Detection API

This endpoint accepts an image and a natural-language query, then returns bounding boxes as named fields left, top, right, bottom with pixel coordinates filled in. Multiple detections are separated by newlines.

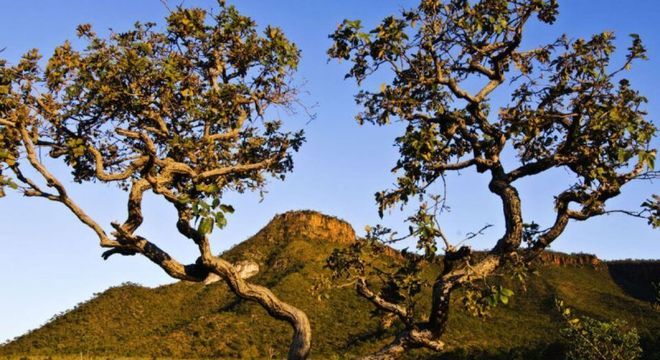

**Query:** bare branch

left=17, top=123, right=116, bottom=247
left=356, top=278, right=411, bottom=324
left=0, top=118, right=15, bottom=127
left=197, top=156, right=277, bottom=180
left=88, top=146, right=149, bottom=182
left=429, top=157, right=493, bottom=172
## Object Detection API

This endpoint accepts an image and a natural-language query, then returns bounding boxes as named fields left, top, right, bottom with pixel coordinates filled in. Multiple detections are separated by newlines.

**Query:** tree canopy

left=328, top=0, right=658, bottom=357
left=1, top=1, right=659, bottom=359
left=0, top=2, right=310, bottom=359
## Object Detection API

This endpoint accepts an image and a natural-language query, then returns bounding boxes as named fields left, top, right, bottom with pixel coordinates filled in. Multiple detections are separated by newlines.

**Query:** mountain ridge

left=2, top=210, right=659, bottom=359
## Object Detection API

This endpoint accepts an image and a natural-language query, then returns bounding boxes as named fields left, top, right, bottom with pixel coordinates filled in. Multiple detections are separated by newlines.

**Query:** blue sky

left=0, top=0, right=658, bottom=343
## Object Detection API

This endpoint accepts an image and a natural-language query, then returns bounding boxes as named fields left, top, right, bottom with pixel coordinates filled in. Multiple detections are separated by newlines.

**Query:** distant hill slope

left=1, top=211, right=659, bottom=359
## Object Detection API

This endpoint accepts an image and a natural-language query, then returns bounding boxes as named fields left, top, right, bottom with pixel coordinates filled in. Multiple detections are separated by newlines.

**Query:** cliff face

left=533, top=252, right=660, bottom=302
left=268, top=210, right=357, bottom=245
left=221, top=210, right=357, bottom=269
left=536, top=252, right=604, bottom=269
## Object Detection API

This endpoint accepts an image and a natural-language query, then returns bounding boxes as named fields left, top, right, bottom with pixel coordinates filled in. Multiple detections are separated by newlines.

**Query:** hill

left=1, top=210, right=659, bottom=359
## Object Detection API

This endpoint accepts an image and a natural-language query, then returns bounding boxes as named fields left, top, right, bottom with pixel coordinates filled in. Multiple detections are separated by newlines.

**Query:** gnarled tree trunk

left=203, top=254, right=312, bottom=360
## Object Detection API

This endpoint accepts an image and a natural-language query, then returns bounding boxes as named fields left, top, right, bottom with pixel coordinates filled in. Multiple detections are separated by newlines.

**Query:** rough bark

left=361, top=328, right=444, bottom=360
left=427, top=254, right=501, bottom=337
left=179, top=205, right=312, bottom=360
left=14, top=122, right=312, bottom=360
left=361, top=339, right=406, bottom=360
left=203, top=255, right=312, bottom=360
left=428, top=279, right=452, bottom=336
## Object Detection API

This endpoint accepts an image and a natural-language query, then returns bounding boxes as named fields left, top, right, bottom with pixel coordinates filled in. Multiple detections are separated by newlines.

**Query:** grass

left=2, top=211, right=659, bottom=359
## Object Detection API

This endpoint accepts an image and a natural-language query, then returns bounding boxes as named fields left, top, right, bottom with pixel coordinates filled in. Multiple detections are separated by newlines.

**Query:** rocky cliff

left=536, top=251, right=604, bottom=269
left=266, top=210, right=357, bottom=245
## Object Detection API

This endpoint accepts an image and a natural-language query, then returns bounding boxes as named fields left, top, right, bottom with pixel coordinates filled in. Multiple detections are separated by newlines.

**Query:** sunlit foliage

left=328, top=0, right=657, bottom=356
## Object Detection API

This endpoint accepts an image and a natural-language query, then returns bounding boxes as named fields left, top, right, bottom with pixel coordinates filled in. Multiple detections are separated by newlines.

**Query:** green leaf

left=617, top=148, right=629, bottom=163
left=214, top=212, right=227, bottom=229
left=198, top=217, right=214, bottom=235
left=499, top=294, right=509, bottom=304
left=500, top=287, right=514, bottom=297
left=639, top=150, right=656, bottom=170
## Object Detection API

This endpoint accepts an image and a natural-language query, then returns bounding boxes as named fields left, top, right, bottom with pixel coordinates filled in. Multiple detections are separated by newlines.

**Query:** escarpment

left=536, top=252, right=604, bottom=269
left=221, top=210, right=357, bottom=268
left=266, top=210, right=357, bottom=245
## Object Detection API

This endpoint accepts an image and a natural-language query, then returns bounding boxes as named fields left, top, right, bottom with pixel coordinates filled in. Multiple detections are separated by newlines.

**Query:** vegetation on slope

left=1, top=211, right=659, bottom=359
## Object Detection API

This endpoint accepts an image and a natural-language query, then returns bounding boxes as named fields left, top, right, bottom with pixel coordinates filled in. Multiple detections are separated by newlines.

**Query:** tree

left=328, top=0, right=658, bottom=358
left=556, top=299, right=642, bottom=360
left=0, top=2, right=310, bottom=359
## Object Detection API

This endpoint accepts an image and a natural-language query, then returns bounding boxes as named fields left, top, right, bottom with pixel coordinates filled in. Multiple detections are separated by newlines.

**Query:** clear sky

left=0, top=0, right=658, bottom=344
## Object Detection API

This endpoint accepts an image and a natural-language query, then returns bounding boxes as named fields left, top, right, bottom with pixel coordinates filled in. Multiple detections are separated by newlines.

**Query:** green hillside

left=1, top=211, right=659, bottom=359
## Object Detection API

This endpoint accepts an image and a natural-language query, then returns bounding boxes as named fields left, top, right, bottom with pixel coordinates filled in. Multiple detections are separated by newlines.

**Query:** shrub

left=556, top=299, right=642, bottom=360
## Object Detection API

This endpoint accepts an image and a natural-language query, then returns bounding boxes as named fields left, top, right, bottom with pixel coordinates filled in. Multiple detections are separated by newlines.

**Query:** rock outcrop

left=536, top=252, right=603, bottom=269
left=217, top=210, right=358, bottom=270
left=266, top=210, right=357, bottom=245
